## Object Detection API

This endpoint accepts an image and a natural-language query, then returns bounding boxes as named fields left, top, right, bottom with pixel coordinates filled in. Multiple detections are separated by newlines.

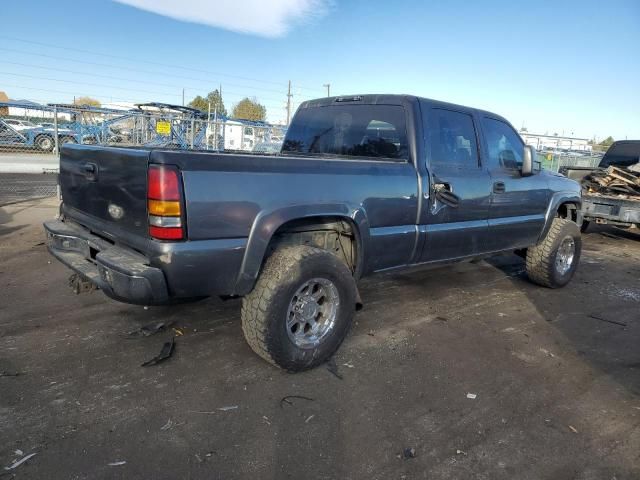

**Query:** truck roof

left=599, top=140, right=640, bottom=168
left=297, top=94, right=511, bottom=125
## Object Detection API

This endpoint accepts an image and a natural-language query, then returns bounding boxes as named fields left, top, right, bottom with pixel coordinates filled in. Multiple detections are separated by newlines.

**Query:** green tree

left=188, top=89, right=226, bottom=116
left=232, top=97, right=266, bottom=122
left=73, top=96, right=101, bottom=108
left=599, top=136, right=615, bottom=147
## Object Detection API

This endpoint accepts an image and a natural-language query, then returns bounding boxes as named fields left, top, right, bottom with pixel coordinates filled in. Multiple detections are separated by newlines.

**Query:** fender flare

left=537, top=192, right=582, bottom=243
left=233, top=204, right=370, bottom=295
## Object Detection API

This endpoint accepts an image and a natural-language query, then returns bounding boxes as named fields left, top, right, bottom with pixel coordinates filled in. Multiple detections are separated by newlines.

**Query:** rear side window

left=482, top=117, right=524, bottom=169
left=428, top=109, right=479, bottom=167
left=282, top=104, right=408, bottom=160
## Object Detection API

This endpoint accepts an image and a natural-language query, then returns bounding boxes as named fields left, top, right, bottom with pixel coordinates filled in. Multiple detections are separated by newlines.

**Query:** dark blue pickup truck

left=45, top=94, right=582, bottom=371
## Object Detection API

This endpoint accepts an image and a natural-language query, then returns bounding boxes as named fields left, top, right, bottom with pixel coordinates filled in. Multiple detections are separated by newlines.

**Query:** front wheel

left=241, top=245, right=357, bottom=371
left=526, top=217, right=581, bottom=288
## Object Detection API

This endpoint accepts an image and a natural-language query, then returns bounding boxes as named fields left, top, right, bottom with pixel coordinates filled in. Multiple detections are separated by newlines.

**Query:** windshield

left=282, top=104, right=408, bottom=160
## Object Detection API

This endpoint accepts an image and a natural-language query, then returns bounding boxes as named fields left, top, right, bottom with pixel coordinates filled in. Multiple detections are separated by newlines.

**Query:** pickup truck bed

left=562, top=141, right=640, bottom=229
left=49, top=143, right=417, bottom=303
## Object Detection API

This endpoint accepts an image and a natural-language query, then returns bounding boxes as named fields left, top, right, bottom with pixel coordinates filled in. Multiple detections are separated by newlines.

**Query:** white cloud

left=114, top=0, right=331, bottom=37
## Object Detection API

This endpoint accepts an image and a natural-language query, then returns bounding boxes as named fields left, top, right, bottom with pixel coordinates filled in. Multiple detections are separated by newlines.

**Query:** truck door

left=418, top=106, right=492, bottom=262
left=480, top=116, right=551, bottom=251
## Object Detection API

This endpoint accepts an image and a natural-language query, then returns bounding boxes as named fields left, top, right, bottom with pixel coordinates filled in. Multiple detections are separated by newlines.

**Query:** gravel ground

left=1, top=199, right=639, bottom=479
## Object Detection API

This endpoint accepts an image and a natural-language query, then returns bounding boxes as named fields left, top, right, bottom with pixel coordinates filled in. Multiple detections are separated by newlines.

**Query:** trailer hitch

left=68, top=273, right=98, bottom=295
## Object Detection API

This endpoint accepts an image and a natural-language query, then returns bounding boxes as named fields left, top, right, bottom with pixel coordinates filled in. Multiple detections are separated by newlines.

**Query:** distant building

left=2, top=99, right=72, bottom=121
left=101, top=102, right=137, bottom=111
left=519, top=131, right=592, bottom=152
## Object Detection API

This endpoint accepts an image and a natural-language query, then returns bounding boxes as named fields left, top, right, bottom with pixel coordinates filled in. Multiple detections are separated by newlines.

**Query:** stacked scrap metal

left=583, top=164, right=640, bottom=197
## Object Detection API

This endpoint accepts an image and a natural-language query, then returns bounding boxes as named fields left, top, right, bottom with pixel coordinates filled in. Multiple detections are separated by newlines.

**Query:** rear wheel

left=241, top=245, right=357, bottom=371
left=526, top=217, right=581, bottom=288
left=35, top=134, right=54, bottom=152
left=60, top=136, right=77, bottom=146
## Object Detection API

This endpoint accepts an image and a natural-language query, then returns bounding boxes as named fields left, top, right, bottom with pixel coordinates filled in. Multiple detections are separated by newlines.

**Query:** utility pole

left=323, top=83, right=331, bottom=97
left=286, top=80, right=293, bottom=125
left=182, top=88, right=185, bottom=106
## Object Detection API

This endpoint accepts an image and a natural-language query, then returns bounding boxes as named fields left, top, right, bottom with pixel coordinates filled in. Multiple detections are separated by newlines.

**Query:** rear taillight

left=147, top=164, right=184, bottom=241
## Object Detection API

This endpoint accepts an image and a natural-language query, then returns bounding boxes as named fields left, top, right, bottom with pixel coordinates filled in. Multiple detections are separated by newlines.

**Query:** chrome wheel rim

left=555, top=236, right=575, bottom=275
left=39, top=137, right=53, bottom=150
left=286, top=278, right=340, bottom=348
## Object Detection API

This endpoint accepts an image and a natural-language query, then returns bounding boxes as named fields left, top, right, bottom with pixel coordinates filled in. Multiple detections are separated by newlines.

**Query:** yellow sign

left=156, top=121, right=171, bottom=135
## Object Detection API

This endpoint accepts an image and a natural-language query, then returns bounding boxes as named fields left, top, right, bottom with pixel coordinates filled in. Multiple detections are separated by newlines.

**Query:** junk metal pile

left=582, top=164, right=640, bottom=198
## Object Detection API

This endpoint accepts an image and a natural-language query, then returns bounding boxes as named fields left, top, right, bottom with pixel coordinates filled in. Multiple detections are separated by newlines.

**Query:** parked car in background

left=4, top=119, right=41, bottom=131
left=0, top=118, right=79, bottom=151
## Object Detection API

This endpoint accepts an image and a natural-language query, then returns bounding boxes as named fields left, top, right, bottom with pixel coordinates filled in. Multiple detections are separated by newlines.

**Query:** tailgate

left=59, top=144, right=150, bottom=238
left=561, top=166, right=599, bottom=183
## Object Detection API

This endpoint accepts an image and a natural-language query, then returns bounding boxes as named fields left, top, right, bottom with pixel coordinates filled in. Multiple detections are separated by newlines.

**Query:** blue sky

left=1, top=0, right=638, bottom=139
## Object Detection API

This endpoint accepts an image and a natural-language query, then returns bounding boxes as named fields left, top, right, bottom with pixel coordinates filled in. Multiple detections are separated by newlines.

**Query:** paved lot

left=1, top=199, right=639, bottom=479
left=0, top=153, right=59, bottom=174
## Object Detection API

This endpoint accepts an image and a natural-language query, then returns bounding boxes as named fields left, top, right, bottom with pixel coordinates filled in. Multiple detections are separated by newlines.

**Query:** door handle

left=83, top=162, right=97, bottom=181
left=434, top=183, right=460, bottom=208
left=493, top=181, right=506, bottom=193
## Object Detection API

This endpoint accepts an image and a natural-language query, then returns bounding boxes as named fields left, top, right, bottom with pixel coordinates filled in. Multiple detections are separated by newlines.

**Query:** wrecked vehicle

left=562, top=141, right=640, bottom=231
left=44, top=95, right=583, bottom=371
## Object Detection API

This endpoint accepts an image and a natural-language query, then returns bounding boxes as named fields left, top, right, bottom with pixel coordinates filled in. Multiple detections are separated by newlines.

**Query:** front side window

left=482, top=117, right=524, bottom=169
left=282, top=104, right=408, bottom=160
left=428, top=109, right=479, bottom=167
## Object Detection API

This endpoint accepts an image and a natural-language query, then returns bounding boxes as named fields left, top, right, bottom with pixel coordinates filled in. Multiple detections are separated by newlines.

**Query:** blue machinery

left=0, top=101, right=287, bottom=151
left=135, top=103, right=209, bottom=149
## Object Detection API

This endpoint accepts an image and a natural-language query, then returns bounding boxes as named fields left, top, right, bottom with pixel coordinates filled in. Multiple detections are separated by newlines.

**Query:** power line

left=0, top=34, right=324, bottom=93
left=0, top=51, right=311, bottom=98
left=0, top=83, right=288, bottom=111
left=0, top=69, right=299, bottom=106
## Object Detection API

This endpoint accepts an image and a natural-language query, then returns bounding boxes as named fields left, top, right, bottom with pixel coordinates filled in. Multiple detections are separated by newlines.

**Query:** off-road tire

left=241, top=245, right=357, bottom=371
left=526, top=217, right=581, bottom=288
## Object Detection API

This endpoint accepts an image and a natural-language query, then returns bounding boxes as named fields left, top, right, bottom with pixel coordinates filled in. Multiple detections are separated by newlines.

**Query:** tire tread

left=241, top=245, right=351, bottom=369
left=526, top=217, right=578, bottom=288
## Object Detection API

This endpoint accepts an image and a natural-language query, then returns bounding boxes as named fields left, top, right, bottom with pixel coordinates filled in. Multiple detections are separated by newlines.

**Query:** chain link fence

left=0, top=100, right=287, bottom=204
left=0, top=99, right=609, bottom=205
left=0, top=172, right=58, bottom=206
left=539, top=152, right=603, bottom=172
left=0, top=101, right=286, bottom=153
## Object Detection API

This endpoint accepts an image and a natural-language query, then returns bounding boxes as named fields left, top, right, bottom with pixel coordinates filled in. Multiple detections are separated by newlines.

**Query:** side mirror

left=522, top=145, right=537, bottom=176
